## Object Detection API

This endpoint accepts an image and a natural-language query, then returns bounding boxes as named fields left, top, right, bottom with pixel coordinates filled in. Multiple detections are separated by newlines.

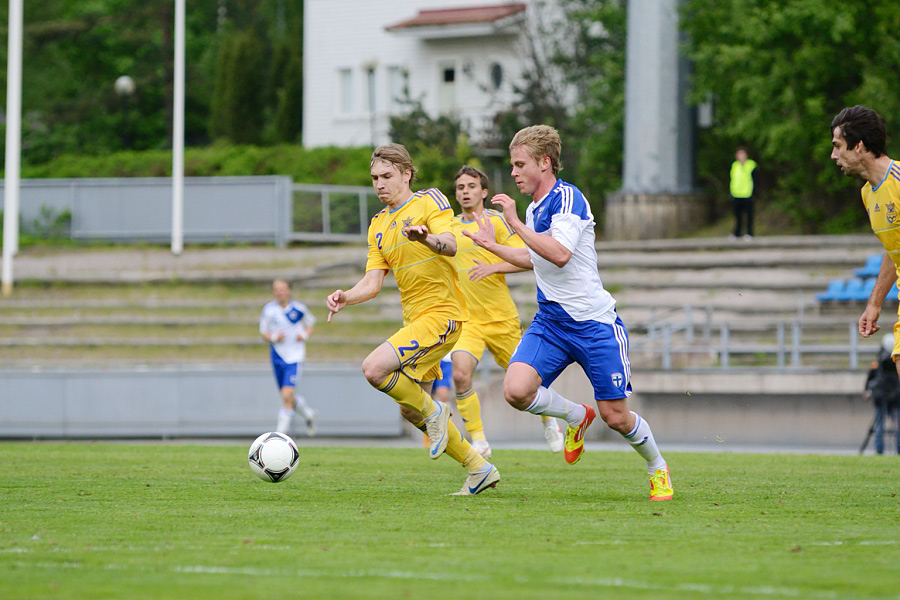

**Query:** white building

left=302, top=1, right=542, bottom=148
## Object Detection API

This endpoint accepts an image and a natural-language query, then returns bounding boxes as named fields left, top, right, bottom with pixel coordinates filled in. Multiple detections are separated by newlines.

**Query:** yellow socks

left=376, top=371, right=437, bottom=416
left=455, top=387, right=486, bottom=442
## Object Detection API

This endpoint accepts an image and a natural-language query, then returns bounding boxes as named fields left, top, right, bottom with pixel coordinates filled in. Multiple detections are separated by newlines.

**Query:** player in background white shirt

left=465, top=125, right=673, bottom=501
left=259, top=279, right=317, bottom=436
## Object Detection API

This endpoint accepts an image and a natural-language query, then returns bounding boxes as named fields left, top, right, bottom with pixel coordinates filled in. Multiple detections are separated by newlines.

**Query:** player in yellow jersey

left=325, top=143, right=499, bottom=496
left=831, top=105, right=900, bottom=365
left=447, top=165, right=564, bottom=459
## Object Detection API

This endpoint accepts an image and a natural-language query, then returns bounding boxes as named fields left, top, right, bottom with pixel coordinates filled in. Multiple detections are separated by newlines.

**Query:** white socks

left=276, top=408, right=293, bottom=433
left=524, top=386, right=586, bottom=427
left=623, top=411, right=666, bottom=473
left=293, top=395, right=314, bottom=420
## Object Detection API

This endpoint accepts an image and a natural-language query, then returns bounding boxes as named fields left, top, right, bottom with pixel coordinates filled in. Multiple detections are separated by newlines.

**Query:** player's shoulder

left=550, top=180, right=589, bottom=212
left=888, top=161, right=900, bottom=186
left=415, top=188, right=452, bottom=210
left=262, top=300, right=280, bottom=313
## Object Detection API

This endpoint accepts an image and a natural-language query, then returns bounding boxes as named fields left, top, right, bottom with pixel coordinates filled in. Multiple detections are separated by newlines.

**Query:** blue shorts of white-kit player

left=511, top=310, right=632, bottom=403
left=271, top=349, right=303, bottom=390
left=432, top=357, right=453, bottom=391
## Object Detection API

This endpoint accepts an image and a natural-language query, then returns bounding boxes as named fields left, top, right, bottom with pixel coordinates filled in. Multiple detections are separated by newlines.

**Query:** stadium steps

left=0, top=234, right=886, bottom=369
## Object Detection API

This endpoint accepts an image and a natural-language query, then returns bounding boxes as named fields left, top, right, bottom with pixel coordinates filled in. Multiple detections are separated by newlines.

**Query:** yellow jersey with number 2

left=366, top=188, right=468, bottom=324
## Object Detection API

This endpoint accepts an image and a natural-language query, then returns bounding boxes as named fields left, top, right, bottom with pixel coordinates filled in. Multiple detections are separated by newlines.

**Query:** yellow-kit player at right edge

left=447, top=166, right=565, bottom=459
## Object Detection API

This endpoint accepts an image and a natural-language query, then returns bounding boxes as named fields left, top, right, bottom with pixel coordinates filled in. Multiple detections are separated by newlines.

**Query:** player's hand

left=273, top=332, right=285, bottom=342
left=490, top=194, right=520, bottom=224
left=467, top=260, right=496, bottom=281
left=404, top=225, right=429, bottom=242
left=859, top=304, right=881, bottom=337
left=462, top=214, right=496, bottom=250
left=326, top=290, right=346, bottom=323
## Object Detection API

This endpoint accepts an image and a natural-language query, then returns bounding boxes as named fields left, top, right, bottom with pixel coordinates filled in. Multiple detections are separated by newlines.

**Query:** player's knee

left=502, top=380, right=532, bottom=410
left=360, top=357, right=385, bottom=387
left=452, top=371, right=472, bottom=392
left=599, top=406, right=630, bottom=433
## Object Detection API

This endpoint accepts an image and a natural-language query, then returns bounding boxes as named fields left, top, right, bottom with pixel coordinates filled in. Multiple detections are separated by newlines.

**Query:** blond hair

left=509, top=125, right=562, bottom=175
left=371, top=143, right=418, bottom=184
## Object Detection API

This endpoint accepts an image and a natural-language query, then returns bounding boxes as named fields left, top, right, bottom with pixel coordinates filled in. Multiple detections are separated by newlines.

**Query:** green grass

left=1, top=444, right=897, bottom=599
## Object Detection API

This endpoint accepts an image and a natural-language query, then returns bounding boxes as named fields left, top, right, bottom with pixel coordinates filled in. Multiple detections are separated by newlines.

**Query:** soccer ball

left=248, top=432, right=299, bottom=483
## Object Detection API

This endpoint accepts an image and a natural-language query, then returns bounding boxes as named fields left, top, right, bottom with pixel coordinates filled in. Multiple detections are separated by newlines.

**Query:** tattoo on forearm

left=435, top=240, right=446, bottom=254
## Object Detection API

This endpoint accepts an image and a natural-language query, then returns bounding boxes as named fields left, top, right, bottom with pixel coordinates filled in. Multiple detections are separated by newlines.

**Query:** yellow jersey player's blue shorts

left=452, top=316, right=522, bottom=369
left=387, top=313, right=462, bottom=383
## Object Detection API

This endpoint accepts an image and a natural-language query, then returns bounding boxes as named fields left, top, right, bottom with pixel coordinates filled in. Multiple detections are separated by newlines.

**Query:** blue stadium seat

left=835, top=278, right=865, bottom=302
left=857, top=277, right=877, bottom=302
left=855, top=254, right=882, bottom=278
left=816, top=279, right=846, bottom=302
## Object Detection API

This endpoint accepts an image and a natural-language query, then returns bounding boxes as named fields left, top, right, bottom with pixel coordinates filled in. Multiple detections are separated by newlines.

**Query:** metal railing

left=635, top=305, right=880, bottom=371
left=290, top=184, right=377, bottom=243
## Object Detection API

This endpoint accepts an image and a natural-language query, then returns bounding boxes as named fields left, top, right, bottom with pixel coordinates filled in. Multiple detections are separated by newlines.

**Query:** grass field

left=1, top=443, right=897, bottom=600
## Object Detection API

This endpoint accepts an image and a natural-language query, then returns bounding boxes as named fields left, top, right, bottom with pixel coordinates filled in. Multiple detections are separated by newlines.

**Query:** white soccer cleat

left=543, top=418, right=564, bottom=453
left=423, top=401, right=451, bottom=459
left=451, top=464, right=500, bottom=496
left=472, top=439, right=492, bottom=460
left=305, top=410, right=317, bottom=437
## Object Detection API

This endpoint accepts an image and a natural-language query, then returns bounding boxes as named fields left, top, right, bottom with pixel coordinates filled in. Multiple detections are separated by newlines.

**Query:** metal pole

left=791, top=321, right=801, bottom=367
left=662, top=325, right=672, bottom=371
left=776, top=321, right=785, bottom=368
left=720, top=323, right=729, bottom=368
left=171, top=0, right=185, bottom=256
left=2, top=0, right=23, bottom=297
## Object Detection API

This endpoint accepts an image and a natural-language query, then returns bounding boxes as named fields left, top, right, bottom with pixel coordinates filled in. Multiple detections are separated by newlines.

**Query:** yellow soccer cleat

left=564, top=404, right=596, bottom=465
left=649, top=466, right=674, bottom=501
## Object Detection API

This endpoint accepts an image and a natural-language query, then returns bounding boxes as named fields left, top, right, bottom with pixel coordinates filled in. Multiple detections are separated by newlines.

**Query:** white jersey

left=525, top=180, right=617, bottom=323
left=259, top=300, right=316, bottom=363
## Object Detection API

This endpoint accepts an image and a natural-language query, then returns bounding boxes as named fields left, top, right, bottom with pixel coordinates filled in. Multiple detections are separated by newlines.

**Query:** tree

left=680, top=0, right=900, bottom=232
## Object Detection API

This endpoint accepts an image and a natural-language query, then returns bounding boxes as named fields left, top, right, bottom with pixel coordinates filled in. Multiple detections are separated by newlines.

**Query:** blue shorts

left=432, top=359, right=453, bottom=390
left=511, top=311, right=632, bottom=402
left=271, top=351, right=302, bottom=389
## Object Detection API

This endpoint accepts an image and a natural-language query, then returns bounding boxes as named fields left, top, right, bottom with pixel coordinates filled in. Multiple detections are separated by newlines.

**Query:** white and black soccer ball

left=248, top=432, right=300, bottom=483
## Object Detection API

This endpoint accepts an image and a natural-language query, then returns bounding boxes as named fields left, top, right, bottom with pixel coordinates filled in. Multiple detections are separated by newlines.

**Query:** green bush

left=17, top=145, right=375, bottom=186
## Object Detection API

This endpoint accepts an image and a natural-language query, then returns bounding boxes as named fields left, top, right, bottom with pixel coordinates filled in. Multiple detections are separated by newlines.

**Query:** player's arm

left=860, top=252, right=897, bottom=337
left=326, top=269, right=387, bottom=322
left=462, top=211, right=533, bottom=269
left=298, top=324, right=314, bottom=341
left=468, top=259, right=530, bottom=281
left=404, top=225, right=457, bottom=257
left=489, top=193, right=572, bottom=267
left=259, top=314, right=282, bottom=343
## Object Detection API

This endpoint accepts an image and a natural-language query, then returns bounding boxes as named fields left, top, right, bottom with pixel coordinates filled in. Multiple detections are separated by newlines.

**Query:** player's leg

left=272, top=359, right=294, bottom=434
left=490, top=317, right=564, bottom=453
left=276, top=386, right=295, bottom=434
left=288, top=363, right=317, bottom=436
left=874, top=400, right=886, bottom=455
left=451, top=350, right=491, bottom=459
left=504, top=317, right=589, bottom=429
left=579, top=316, right=672, bottom=500
left=401, top=397, right=499, bottom=495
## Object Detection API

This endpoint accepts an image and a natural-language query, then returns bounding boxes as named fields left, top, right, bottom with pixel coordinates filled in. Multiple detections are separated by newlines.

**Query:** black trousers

left=732, top=195, right=754, bottom=236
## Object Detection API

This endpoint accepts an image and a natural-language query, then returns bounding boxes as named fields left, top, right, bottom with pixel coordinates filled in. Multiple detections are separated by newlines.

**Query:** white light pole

left=114, top=74, right=135, bottom=150
left=171, top=0, right=185, bottom=256
left=2, top=0, right=23, bottom=297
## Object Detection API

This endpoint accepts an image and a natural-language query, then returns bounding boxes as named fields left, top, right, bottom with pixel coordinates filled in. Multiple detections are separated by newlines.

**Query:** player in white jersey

left=465, top=125, right=673, bottom=501
left=259, top=279, right=318, bottom=436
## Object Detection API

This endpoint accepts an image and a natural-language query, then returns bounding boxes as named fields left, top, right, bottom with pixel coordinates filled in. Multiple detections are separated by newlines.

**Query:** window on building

left=338, top=68, right=353, bottom=115
left=490, top=63, right=503, bottom=90
left=387, top=66, right=407, bottom=113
